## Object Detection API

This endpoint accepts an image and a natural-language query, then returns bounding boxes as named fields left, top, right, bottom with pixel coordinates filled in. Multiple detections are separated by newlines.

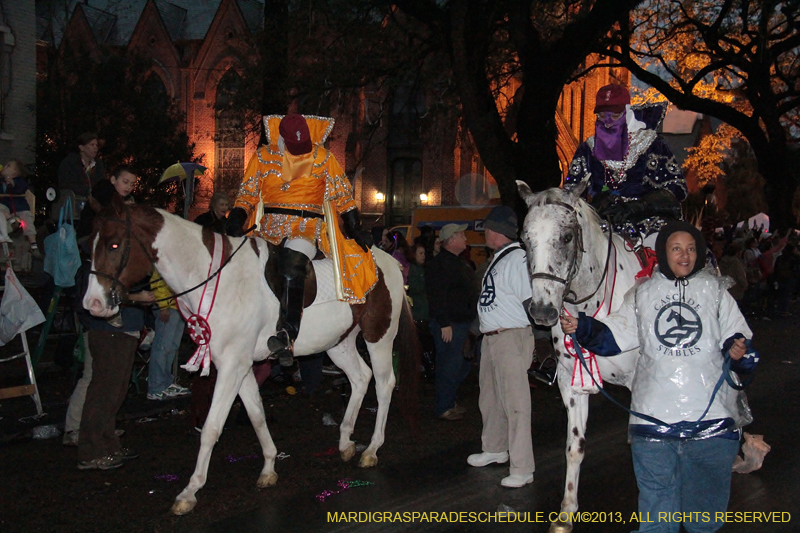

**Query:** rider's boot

left=268, top=248, right=310, bottom=367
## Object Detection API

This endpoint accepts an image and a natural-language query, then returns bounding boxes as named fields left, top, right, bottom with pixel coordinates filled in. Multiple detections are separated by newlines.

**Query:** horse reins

left=527, top=199, right=614, bottom=305
left=90, top=206, right=254, bottom=306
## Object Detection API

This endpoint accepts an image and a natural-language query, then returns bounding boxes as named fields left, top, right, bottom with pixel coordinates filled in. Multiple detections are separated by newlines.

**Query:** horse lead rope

left=91, top=213, right=253, bottom=304
left=178, top=232, right=225, bottom=376
left=562, top=242, right=618, bottom=389
left=568, top=333, right=743, bottom=435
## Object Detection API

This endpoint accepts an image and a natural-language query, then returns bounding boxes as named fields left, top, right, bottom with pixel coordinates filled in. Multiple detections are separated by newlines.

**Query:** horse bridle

left=90, top=205, right=252, bottom=309
left=90, top=208, right=138, bottom=309
left=526, top=198, right=613, bottom=306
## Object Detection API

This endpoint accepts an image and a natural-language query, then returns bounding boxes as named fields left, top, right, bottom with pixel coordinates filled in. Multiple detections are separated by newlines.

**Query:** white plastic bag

left=732, top=432, right=771, bottom=474
left=0, top=265, right=45, bottom=345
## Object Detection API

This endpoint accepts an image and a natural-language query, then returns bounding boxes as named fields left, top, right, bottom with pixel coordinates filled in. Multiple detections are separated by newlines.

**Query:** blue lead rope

left=569, top=334, right=754, bottom=432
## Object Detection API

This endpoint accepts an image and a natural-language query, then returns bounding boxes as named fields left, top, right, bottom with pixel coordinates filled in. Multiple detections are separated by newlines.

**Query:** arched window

left=143, top=73, right=168, bottom=110
left=215, top=70, right=244, bottom=193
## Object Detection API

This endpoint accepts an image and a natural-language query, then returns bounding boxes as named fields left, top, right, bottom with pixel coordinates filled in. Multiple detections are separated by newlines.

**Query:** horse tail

left=394, top=295, right=421, bottom=435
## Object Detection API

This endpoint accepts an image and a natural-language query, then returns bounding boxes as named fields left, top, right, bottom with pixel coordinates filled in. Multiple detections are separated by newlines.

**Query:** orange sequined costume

left=234, top=115, right=377, bottom=303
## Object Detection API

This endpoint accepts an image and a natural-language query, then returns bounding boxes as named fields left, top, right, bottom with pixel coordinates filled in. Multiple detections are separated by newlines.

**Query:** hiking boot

left=146, top=390, right=168, bottom=401
left=113, top=447, right=140, bottom=461
left=77, top=454, right=124, bottom=471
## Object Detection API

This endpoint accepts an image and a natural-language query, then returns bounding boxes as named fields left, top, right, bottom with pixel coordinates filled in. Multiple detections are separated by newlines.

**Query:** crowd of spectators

left=712, top=223, right=800, bottom=319
left=7, top=127, right=798, bottom=478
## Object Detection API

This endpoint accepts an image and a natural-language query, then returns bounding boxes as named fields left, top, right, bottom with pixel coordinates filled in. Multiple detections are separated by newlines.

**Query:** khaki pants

left=64, top=333, right=91, bottom=432
left=478, top=328, right=536, bottom=476
left=0, top=205, right=35, bottom=238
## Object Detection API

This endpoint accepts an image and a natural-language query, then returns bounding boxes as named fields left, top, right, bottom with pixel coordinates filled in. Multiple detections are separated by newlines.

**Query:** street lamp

left=375, top=191, right=385, bottom=202
left=419, top=193, right=428, bottom=204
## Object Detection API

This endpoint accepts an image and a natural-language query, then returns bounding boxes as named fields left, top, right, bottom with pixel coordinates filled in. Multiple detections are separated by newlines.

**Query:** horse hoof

left=358, top=454, right=378, bottom=468
left=257, top=472, right=278, bottom=488
left=549, top=522, right=573, bottom=533
left=171, top=498, right=197, bottom=516
left=340, top=443, right=356, bottom=462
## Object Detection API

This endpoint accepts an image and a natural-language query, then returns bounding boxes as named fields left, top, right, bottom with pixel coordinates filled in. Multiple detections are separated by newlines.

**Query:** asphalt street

left=206, top=317, right=799, bottom=533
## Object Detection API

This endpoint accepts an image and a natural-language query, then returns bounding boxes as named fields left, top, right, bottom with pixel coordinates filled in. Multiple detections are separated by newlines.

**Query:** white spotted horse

left=83, top=199, right=419, bottom=515
left=516, top=181, right=643, bottom=533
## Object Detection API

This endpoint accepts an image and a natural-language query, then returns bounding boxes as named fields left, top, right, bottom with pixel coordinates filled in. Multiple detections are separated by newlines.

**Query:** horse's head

left=516, top=180, right=592, bottom=326
left=83, top=199, right=163, bottom=317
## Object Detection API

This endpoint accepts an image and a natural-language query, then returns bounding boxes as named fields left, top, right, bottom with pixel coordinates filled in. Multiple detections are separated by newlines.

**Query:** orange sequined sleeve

left=323, top=152, right=357, bottom=215
left=234, top=149, right=264, bottom=217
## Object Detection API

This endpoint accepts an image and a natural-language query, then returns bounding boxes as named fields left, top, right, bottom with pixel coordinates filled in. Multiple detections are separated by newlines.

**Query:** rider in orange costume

left=228, top=114, right=374, bottom=365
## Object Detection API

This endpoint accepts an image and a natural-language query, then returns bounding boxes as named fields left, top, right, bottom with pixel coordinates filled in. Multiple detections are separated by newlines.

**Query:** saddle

left=262, top=241, right=344, bottom=309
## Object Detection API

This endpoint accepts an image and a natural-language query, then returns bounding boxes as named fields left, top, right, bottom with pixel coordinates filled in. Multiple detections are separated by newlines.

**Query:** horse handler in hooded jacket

left=561, top=220, right=758, bottom=532
left=467, top=206, right=536, bottom=488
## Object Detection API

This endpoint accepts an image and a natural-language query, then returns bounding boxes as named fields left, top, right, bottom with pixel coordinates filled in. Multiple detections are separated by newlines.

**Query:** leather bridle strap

left=565, top=225, right=613, bottom=305
left=526, top=198, right=613, bottom=306
left=89, top=210, right=133, bottom=308
left=90, top=206, right=252, bottom=305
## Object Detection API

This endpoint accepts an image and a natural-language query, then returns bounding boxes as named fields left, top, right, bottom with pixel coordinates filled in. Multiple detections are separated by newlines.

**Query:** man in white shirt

left=468, top=205, right=536, bottom=488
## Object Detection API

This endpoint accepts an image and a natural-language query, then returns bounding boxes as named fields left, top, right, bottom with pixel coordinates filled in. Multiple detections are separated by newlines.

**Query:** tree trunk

left=757, top=149, right=796, bottom=231
left=261, top=0, right=289, bottom=144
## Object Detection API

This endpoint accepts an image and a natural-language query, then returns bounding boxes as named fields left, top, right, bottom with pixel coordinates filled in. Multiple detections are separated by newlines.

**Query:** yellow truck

left=391, top=205, right=496, bottom=265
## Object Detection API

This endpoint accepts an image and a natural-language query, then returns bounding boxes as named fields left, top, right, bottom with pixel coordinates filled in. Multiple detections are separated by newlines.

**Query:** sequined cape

left=565, top=103, right=688, bottom=240
left=233, top=115, right=377, bottom=303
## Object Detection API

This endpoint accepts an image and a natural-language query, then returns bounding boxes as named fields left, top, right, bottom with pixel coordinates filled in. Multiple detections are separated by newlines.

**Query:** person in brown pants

left=75, top=259, right=153, bottom=470
left=467, top=206, right=536, bottom=488
left=78, top=330, right=140, bottom=469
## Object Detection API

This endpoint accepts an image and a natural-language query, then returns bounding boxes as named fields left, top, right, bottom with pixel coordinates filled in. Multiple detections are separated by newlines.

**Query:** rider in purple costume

left=565, top=84, right=687, bottom=246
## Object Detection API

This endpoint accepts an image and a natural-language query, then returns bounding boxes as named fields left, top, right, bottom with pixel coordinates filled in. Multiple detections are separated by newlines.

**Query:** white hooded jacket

left=600, top=268, right=752, bottom=427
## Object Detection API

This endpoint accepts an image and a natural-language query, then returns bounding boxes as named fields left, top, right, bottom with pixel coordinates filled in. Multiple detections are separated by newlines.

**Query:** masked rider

left=227, top=114, right=370, bottom=367
left=565, top=84, right=688, bottom=248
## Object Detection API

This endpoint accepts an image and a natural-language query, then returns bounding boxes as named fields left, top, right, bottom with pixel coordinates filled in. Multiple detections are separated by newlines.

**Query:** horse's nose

left=529, top=302, right=559, bottom=327
left=84, top=296, right=110, bottom=317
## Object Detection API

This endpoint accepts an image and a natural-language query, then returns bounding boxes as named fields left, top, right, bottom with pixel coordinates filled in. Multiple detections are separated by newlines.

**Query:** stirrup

left=528, top=354, right=558, bottom=386
left=268, top=330, right=294, bottom=367
left=277, top=350, right=294, bottom=367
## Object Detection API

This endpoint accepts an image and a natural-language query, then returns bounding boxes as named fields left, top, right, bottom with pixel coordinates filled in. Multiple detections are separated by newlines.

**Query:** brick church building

left=38, top=0, right=626, bottom=224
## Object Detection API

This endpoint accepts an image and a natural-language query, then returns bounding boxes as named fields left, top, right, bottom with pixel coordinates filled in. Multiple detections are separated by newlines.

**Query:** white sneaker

left=164, top=383, right=191, bottom=398
left=467, top=451, right=509, bottom=467
left=501, top=473, right=533, bottom=488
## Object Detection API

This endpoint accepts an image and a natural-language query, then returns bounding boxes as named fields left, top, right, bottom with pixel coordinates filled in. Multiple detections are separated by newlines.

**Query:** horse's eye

left=110, top=243, right=119, bottom=250
left=563, top=233, right=573, bottom=244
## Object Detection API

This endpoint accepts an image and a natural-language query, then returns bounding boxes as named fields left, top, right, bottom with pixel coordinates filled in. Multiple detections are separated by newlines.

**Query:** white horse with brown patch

left=83, top=200, right=418, bottom=515
left=516, top=182, right=642, bottom=533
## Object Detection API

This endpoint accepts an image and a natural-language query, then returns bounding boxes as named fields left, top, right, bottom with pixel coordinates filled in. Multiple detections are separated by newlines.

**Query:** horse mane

left=94, top=199, right=165, bottom=256
left=530, top=187, right=602, bottom=229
